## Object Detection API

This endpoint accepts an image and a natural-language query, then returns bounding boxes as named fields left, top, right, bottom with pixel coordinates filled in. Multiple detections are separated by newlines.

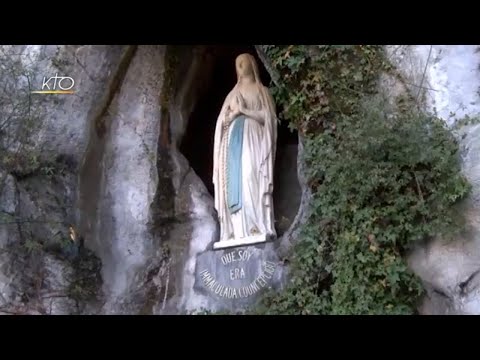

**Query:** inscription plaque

left=194, top=245, right=280, bottom=306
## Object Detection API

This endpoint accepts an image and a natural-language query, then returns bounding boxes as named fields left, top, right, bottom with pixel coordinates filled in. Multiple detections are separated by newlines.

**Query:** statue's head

left=235, top=53, right=260, bottom=83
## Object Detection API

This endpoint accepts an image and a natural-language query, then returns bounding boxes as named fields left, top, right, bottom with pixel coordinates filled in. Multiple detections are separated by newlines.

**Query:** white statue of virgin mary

left=212, top=53, right=278, bottom=249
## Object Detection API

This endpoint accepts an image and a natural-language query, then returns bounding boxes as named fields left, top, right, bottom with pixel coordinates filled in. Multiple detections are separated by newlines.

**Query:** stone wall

left=3, top=45, right=477, bottom=314
left=385, top=45, right=480, bottom=314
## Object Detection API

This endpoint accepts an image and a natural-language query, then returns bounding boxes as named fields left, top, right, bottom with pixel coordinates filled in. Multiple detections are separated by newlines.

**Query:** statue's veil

left=236, top=54, right=262, bottom=85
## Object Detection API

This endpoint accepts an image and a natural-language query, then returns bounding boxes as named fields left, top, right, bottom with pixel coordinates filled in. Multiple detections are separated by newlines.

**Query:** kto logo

left=31, top=73, right=75, bottom=94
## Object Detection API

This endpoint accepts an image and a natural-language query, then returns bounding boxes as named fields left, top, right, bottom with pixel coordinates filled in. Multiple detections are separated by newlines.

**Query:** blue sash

left=227, top=115, right=245, bottom=213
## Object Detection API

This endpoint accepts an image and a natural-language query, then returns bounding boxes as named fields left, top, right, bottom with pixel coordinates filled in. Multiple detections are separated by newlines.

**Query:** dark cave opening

left=180, top=45, right=300, bottom=236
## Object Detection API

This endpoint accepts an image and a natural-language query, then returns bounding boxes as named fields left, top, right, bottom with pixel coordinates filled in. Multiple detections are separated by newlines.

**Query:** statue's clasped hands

left=226, top=95, right=246, bottom=125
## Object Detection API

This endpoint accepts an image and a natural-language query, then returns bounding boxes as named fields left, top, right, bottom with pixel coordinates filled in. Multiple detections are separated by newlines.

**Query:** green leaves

left=353, top=72, right=363, bottom=82
left=291, top=46, right=379, bottom=131
left=253, top=45, right=470, bottom=316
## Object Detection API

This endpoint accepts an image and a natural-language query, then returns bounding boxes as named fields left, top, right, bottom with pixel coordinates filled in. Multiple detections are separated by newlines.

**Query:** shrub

left=0, top=46, right=42, bottom=177
left=254, top=45, right=470, bottom=315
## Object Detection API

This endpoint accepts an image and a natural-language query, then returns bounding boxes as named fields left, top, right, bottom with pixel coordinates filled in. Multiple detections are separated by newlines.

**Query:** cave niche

left=177, top=45, right=301, bottom=236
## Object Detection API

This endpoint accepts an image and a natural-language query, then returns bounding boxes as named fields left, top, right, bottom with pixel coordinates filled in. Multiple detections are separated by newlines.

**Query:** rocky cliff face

left=0, top=45, right=297, bottom=314
left=385, top=45, right=480, bottom=314
left=1, top=44, right=479, bottom=315
left=0, top=45, right=124, bottom=314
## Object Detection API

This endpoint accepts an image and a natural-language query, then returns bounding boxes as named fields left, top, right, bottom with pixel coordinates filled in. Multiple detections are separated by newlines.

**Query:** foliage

left=0, top=46, right=42, bottom=177
left=188, top=308, right=238, bottom=315
left=452, top=114, right=480, bottom=131
left=262, top=45, right=390, bottom=134
left=254, top=45, right=470, bottom=314
left=67, top=247, right=102, bottom=308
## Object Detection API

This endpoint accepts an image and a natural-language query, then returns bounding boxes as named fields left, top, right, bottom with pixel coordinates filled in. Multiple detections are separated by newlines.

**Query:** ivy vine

left=254, top=45, right=470, bottom=315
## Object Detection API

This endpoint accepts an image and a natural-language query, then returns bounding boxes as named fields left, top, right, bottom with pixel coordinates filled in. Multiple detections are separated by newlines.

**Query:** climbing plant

left=0, top=46, right=43, bottom=178
left=254, top=45, right=470, bottom=315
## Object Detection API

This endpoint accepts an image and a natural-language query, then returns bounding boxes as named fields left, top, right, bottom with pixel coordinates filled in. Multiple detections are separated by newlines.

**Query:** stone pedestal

left=193, top=243, right=283, bottom=311
left=212, top=234, right=268, bottom=250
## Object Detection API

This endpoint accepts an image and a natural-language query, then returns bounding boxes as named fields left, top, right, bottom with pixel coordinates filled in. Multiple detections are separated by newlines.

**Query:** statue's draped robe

left=213, top=83, right=277, bottom=243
